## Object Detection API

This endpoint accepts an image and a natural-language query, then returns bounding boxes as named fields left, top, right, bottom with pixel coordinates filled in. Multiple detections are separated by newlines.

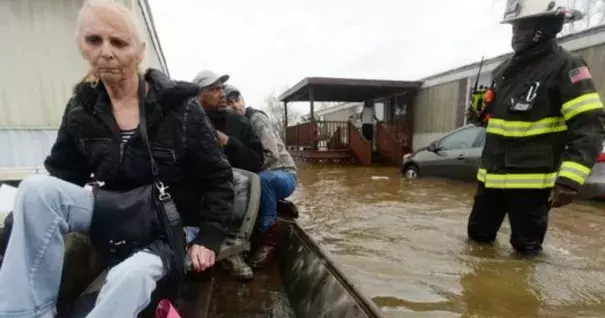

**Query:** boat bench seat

left=202, top=168, right=261, bottom=263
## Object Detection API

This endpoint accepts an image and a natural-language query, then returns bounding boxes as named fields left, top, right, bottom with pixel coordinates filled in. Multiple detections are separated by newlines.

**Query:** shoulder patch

left=569, top=66, right=592, bottom=84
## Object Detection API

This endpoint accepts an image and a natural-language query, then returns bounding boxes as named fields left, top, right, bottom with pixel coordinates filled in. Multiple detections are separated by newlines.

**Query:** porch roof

left=278, top=77, right=422, bottom=103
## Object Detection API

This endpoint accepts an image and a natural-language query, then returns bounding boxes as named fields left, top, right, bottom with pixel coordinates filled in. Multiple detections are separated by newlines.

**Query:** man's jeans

left=0, top=175, right=165, bottom=318
left=258, top=170, right=297, bottom=233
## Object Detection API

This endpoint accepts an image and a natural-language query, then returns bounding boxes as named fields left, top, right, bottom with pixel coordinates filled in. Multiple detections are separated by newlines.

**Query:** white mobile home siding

left=0, top=0, right=167, bottom=179
left=323, top=107, right=360, bottom=122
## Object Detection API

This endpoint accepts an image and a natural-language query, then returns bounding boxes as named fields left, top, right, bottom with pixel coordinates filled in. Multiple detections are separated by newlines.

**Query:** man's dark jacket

left=205, top=108, right=264, bottom=173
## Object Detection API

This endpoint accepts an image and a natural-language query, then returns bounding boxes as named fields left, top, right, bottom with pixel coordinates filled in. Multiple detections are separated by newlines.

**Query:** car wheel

left=402, top=164, right=420, bottom=179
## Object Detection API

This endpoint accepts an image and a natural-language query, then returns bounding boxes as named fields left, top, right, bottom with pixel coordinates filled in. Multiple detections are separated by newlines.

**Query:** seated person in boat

left=226, top=84, right=297, bottom=268
left=189, top=71, right=264, bottom=281
left=192, top=70, right=264, bottom=174
left=0, top=2, right=234, bottom=317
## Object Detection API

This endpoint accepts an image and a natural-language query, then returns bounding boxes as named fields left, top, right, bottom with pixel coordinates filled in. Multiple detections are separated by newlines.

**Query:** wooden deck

left=279, top=76, right=418, bottom=167
left=285, top=120, right=411, bottom=166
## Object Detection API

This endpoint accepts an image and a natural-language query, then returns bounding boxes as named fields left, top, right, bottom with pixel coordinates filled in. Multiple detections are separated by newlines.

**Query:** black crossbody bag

left=89, top=75, right=186, bottom=280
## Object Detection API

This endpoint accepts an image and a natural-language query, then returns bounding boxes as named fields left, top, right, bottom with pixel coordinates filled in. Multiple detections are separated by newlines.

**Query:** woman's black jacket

left=44, top=68, right=234, bottom=254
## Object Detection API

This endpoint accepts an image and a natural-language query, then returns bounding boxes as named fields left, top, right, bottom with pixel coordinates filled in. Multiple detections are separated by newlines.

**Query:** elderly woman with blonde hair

left=0, top=1, right=233, bottom=317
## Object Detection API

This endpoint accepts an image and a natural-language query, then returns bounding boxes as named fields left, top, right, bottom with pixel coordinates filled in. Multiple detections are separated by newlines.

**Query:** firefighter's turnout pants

left=467, top=183, right=550, bottom=254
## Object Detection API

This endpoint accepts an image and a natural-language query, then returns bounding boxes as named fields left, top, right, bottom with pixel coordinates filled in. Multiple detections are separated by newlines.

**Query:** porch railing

left=286, top=122, right=315, bottom=148
left=285, top=120, right=371, bottom=164
left=375, top=122, right=412, bottom=165
left=286, top=121, right=349, bottom=149
left=382, top=122, right=412, bottom=152
left=347, top=121, right=372, bottom=165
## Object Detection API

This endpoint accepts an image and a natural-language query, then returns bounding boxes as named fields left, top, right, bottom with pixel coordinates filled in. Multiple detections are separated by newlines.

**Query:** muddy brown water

left=289, top=164, right=605, bottom=318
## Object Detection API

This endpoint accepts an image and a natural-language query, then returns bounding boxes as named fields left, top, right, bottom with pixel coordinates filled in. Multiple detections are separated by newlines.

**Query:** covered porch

left=279, top=77, right=421, bottom=165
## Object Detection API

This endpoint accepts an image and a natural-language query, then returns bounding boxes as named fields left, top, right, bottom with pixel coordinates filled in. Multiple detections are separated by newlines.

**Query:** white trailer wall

left=0, top=0, right=168, bottom=180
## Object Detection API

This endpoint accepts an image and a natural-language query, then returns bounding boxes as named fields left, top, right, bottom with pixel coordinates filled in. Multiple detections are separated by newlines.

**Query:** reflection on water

left=459, top=245, right=540, bottom=318
left=210, top=263, right=296, bottom=317
left=290, top=164, right=605, bottom=317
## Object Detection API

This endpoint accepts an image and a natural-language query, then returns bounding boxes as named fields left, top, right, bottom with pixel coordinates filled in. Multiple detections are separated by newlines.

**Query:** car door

left=459, top=128, right=486, bottom=181
left=414, top=147, right=451, bottom=178
left=432, top=126, right=484, bottom=181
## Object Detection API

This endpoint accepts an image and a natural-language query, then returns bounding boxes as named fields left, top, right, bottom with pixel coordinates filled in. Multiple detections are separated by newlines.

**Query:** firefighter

left=467, top=0, right=605, bottom=255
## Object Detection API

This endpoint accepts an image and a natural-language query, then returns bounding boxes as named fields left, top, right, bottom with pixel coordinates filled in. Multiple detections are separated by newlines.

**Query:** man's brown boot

left=247, top=222, right=278, bottom=269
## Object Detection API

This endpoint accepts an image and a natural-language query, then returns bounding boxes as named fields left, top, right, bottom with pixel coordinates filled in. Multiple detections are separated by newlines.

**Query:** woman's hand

left=187, top=244, right=216, bottom=272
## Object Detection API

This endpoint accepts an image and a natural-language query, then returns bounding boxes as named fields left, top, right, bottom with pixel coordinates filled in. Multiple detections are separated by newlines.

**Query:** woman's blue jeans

left=0, top=175, right=165, bottom=318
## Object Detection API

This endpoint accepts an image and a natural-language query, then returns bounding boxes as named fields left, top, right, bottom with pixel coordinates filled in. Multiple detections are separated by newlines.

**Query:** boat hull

left=0, top=201, right=383, bottom=318
left=276, top=217, right=384, bottom=318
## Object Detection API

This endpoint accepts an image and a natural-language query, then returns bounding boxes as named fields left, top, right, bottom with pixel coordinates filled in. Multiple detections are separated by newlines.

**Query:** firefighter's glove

left=549, top=184, right=578, bottom=208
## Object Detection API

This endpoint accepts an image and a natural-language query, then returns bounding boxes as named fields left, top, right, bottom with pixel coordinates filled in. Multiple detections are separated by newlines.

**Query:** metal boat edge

left=276, top=214, right=385, bottom=318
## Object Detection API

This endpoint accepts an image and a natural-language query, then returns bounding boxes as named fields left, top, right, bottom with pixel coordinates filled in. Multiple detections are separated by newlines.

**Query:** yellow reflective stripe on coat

left=558, top=161, right=591, bottom=185
left=476, top=169, right=557, bottom=189
left=486, top=117, right=567, bottom=137
left=561, top=93, right=603, bottom=121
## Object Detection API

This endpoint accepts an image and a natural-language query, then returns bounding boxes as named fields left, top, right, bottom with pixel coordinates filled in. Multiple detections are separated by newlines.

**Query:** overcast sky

left=148, top=0, right=512, bottom=114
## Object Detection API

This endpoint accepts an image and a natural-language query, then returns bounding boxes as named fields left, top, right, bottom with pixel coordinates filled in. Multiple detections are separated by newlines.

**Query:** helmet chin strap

left=512, top=15, right=563, bottom=53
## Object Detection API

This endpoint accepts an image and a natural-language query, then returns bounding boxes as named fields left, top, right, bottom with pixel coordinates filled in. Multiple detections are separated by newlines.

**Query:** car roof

left=457, top=124, right=485, bottom=131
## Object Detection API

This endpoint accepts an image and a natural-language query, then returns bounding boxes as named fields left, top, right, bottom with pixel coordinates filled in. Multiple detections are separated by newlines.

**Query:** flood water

left=290, top=164, right=605, bottom=318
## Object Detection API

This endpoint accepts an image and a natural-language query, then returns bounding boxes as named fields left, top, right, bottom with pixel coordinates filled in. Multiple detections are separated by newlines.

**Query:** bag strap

left=136, top=76, right=186, bottom=283
left=137, top=75, right=159, bottom=178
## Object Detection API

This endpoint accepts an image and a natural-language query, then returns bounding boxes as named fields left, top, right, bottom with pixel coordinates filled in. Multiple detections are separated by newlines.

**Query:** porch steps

left=371, top=150, right=383, bottom=164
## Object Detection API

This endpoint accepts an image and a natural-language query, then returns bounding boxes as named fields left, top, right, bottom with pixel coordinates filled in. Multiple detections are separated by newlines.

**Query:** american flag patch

left=569, top=66, right=592, bottom=84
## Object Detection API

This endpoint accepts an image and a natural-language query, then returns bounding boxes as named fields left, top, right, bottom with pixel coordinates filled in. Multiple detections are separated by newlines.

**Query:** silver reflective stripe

left=477, top=169, right=557, bottom=188
left=484, top=177, right=555, bottom=186
left=562, top=97, right=601, bottom=115
left=487, top=119, right=566, bottom=136
left=559, top=165, right=589, bottom=179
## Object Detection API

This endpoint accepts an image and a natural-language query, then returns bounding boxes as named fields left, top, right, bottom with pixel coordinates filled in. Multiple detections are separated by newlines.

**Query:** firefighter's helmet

left=500, top=0, right=583, bottom=24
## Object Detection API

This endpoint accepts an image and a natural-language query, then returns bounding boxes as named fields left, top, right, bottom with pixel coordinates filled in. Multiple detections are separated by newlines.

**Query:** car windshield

left=437, top=126, right=483, bottom=151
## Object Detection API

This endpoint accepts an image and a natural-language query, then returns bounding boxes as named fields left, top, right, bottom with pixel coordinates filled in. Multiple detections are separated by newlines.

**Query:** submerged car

left=401, top=124, right=605, bottom=200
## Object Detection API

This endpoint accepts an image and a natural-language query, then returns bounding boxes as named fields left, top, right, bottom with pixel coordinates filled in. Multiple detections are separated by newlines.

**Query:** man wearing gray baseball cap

left=192, top=69, right=230, bottom=88
left=191, top=71, right=264, bottom=281
left=192, top=70, right=230, bottom=109
left=192, top=70, right=263, bottom=173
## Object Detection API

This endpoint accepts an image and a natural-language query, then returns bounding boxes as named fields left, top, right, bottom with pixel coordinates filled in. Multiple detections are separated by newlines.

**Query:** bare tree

left=259, top=90, right=339, bottom=136
left=261, top=92, right=301, bottom=140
